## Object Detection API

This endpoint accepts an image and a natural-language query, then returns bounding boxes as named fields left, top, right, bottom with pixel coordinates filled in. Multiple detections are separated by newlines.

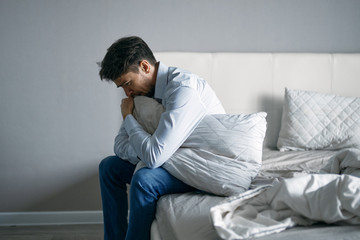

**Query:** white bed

left=147, top=53, right=360, bottom=240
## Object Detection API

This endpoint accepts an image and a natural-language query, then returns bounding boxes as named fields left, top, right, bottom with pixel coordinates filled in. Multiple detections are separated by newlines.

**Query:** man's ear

left=139, top=60, right=151, bottom=74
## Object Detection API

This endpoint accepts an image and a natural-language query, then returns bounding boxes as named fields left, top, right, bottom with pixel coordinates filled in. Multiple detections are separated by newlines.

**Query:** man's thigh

left=131, top=167, right=195, bottom=196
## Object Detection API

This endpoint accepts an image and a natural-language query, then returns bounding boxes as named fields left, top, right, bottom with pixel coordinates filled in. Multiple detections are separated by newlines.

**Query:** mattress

left=151, top=149, right=359, bottom=240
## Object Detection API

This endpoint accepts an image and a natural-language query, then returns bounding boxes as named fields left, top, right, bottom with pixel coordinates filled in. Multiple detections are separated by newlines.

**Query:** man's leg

left=125, top=167, right=195, bottom=240
left=99, top=156, right=136, bottom=240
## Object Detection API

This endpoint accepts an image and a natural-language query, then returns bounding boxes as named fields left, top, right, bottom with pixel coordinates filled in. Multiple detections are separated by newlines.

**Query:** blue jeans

left=99, top=156, right=195, bottom=240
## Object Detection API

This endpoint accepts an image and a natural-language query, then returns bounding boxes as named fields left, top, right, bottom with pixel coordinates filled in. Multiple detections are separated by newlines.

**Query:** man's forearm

left=124, top=88, right=207, bottom=169
left=114, top=123, right=139, bottom=165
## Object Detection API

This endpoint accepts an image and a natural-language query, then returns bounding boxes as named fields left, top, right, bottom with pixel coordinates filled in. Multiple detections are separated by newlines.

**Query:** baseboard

left=0, top=211, right=103, bottom=226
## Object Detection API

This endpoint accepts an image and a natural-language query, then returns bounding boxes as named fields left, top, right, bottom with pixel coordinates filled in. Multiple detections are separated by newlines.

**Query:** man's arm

left=114, top=123, right=140, bottom=165
left=123, top=86, right=206, bottom=168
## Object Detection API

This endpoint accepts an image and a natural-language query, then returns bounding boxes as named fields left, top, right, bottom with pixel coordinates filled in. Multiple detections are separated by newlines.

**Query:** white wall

left=0, top=0, right=359, bottom=212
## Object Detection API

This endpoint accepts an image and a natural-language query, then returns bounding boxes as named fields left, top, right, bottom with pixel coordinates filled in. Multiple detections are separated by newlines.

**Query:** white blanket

left=321, top=148, right=360, bottom=177
left=210, top=149, right=360, bottom=239
left=133, top=96, right=267, bottom=196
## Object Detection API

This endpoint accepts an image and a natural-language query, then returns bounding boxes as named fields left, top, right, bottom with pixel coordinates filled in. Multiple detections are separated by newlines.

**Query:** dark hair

left=99, top=36, right=157, bottom=81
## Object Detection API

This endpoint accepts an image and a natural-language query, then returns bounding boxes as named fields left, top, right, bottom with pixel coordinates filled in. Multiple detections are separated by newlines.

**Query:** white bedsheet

left=251, top=148, right=337, bottom=187
left=152, top=149, right=360, bottom=240
left=210, top=149, right=360, bottom=239
left=153, top=192, right=224, bottom=240
left=321, top=148, right=360, bottom=177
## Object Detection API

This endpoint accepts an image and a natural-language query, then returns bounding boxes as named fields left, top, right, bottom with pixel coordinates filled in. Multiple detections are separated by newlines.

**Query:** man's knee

left=131, top=169, right=149, bottom=190
left=130, top=168, right=160, bottom=196
left=99, top=156, right=118, bottom=177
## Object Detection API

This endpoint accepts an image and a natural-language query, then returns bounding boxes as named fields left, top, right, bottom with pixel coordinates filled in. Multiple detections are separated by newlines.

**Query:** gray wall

left=0, top=0, right=359, bottom=212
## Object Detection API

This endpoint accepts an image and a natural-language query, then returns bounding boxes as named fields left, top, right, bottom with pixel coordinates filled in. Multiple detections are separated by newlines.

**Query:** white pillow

left=277, top=88, right=360, bottom=151
left=165, top=113, right=267, bottom=196
left=133, top=96, right=267, bottom=196
left=133, top=97, right=165, bottom=134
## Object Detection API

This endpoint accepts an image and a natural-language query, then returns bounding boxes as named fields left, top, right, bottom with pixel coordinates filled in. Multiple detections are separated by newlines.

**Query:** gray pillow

left=277, top=88, right=360, bottom=151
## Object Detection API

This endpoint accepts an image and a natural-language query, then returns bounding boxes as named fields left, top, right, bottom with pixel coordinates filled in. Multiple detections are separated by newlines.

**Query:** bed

left=145, top=53, right=360, bottom=240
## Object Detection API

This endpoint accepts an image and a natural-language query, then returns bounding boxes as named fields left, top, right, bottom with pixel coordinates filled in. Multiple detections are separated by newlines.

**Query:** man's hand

left=121, top=97, right=134, bottom=119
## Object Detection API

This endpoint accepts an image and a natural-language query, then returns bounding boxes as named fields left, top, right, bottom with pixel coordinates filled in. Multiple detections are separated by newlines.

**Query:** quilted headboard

left=154, top=53, right=360, bottom=148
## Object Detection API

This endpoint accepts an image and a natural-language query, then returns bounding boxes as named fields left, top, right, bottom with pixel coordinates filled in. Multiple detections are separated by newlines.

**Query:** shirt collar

left=154, top=62, right=168, bottom=101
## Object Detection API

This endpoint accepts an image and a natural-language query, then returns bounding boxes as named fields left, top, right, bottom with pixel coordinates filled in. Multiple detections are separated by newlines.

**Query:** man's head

left=99, top=36, right=157, bottom=97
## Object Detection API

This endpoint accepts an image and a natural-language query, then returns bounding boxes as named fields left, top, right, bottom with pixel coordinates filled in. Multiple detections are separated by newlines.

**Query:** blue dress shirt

left=114, top=62, right=225, bottom=168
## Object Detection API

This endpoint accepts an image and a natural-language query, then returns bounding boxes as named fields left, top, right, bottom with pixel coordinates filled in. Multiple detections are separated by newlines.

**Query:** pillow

left=165, top=113, right=267, bottom=196
left=133, top=96, right=267, bottom=196
left=133, top=97, right=165, bottom=134
left=277, top=88, right=360, bottom=151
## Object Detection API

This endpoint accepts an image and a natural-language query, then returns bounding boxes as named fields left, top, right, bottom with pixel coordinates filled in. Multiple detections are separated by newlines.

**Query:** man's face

left=113, top=67, right=154, bottom=98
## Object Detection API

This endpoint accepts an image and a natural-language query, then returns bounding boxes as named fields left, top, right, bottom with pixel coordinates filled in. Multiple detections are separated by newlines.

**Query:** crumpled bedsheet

left=210, top=148, right=360, bottom=240
left=321, top=148, right=360, bottom=177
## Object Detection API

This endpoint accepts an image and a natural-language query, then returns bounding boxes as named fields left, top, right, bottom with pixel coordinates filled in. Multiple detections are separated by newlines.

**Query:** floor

left=1, top=223, right=359, bottom=240
left=0, top=224, right=104, bottom=240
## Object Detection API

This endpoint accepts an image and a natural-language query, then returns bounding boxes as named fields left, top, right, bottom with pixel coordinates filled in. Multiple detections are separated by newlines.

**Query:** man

left=98, top=36, right=225, bottom=240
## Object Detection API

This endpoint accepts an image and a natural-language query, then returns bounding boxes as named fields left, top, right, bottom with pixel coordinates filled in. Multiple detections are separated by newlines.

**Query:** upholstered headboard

left=154, top=53, right=360, bottom=148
